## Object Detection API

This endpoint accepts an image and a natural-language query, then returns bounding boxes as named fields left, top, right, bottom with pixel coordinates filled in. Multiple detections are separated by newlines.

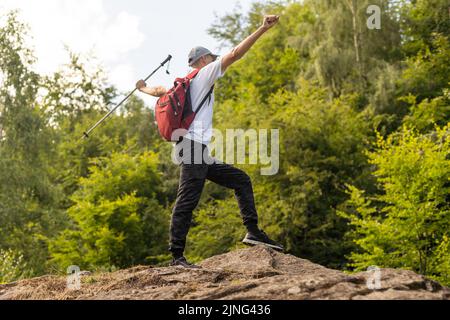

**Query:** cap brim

left=189, top=53, right=220, bottom=66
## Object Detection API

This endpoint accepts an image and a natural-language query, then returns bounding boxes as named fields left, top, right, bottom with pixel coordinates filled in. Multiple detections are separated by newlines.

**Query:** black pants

left=169, top=138, right=258, bottom=257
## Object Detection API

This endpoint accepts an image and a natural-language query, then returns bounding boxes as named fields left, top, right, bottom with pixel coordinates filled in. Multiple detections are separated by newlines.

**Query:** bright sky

left=0, top=0, right=255, bottom=106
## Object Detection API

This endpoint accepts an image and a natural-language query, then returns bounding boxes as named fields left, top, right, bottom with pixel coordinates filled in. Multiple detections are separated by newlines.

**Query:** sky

left=0, top=0, right=255, bottom=106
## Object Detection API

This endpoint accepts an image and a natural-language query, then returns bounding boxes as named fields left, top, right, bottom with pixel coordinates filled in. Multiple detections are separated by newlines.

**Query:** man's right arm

left=221, top=15, right=279, bottom=73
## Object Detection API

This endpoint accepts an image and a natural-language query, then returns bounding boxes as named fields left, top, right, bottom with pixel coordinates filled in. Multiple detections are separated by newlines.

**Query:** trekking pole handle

left=143, top=54, right=172, bottom=82
left=81, top=54, right=172, bottom=140
left=161, top=54, right=172, bottom=66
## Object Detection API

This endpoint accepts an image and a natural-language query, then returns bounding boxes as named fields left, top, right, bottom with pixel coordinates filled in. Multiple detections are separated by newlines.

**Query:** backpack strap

left=186, top=68, right=214, bottom=114
left=186, top=69, right=199, bottom=80
left=194, top=85, right=214, bottom=114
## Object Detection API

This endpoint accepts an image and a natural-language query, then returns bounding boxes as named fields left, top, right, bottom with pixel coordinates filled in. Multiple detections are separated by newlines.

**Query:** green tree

left=186, top=199, right=246, bottom=261
left=0, top=249, right=31, bottom=284
left=399, top=34, right=450, bottom=102
left=402, top=92, right=450, bottom=132
left=262, top=81, right=374, bottom=268
left=338, top=125, right=450, bottom=285
left=400, top=0, right=450, bottom=56
left=0, top=10, right=65, bottom=276
left=49, top=152, right=169, bottom=270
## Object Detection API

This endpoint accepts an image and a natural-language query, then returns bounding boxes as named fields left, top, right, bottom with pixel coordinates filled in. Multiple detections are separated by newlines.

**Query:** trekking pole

left=81, top=54, right=172, bottom=140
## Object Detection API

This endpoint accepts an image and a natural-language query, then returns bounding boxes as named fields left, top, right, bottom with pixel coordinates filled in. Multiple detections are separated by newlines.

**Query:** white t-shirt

left=183, top=57, right=224, bottom=145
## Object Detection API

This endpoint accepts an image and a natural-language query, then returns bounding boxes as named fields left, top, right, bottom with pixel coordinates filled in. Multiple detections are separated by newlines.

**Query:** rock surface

left=0, top=245, right=448, bottom=300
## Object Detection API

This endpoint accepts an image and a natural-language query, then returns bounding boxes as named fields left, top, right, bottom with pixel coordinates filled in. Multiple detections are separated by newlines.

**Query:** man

left=136, top=15, right=283, bottom=268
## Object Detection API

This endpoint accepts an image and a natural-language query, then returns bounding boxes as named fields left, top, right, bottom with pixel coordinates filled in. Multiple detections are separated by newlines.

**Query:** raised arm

left=221, top=15, right=279, bottom=73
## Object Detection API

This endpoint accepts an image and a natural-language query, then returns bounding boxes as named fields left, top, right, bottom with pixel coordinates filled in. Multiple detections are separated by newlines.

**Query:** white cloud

left=109, top=63, right=135, bottom=93
left=0, top=0, right=145, bottom=91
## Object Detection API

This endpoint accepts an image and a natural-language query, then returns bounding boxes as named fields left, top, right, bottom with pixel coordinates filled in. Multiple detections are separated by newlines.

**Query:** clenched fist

left=136, top=79, right=146, bottom=91
left=261, top=15, right=279, bottom=31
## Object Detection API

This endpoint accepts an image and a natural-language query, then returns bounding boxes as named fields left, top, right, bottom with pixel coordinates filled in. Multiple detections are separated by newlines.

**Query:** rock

left=287, top=286, right=301, bottom=295
left=0, top=245, right=448, bottom=300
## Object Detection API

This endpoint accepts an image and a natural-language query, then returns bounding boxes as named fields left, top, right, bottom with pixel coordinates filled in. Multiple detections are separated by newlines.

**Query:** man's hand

left=261, top=15, right=279, bottom=31
left=136, top=79, right=146, bottom=91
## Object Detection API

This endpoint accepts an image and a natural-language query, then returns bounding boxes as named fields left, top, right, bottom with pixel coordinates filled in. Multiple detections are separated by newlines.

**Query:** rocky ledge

left=1, top=245, right=448, bottom=300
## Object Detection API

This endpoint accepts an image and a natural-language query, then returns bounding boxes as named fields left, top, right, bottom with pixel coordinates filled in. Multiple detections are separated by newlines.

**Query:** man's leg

left=206, top=160, right=284, bottom=251
left=169, top=163, right=207, bottom=258
left=205, top=161, right=259, bottom=232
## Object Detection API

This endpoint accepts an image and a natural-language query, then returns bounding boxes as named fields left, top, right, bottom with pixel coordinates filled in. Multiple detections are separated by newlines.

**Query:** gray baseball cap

left=188, top=46, right=219, bottom=66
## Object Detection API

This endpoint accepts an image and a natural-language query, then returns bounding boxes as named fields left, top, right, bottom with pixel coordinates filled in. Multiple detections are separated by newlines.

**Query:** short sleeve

left=194, top=57, right=224, bottom=89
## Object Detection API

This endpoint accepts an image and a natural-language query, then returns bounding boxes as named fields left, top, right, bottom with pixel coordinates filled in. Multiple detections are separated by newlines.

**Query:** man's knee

left=237, top=170, right=252, bottom=186
left=172, top=194, right=199, bottom=215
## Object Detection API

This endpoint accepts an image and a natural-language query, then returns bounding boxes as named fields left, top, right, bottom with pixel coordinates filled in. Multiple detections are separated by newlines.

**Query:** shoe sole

left=171, top=263, right=201, bottom=269
left=242, top=238, right=284, bottom=252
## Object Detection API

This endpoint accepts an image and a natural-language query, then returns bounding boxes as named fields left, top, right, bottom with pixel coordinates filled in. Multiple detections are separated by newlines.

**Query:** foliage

left=49, top=152, right=169, bottom=270
left=402, top=93, right=450, bottom=132
left=0, top=249, right=30, bottom=283
left=186, top=199, right=246, bottom=262
left=399, top=34, right=450, bottom=101
left=0, top=11, right=65, bottom=276
left=338, top=125, right=450, bottom=285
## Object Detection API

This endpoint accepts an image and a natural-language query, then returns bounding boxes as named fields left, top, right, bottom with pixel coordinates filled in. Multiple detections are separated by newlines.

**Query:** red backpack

left=154, top=69, right=214, bottom=141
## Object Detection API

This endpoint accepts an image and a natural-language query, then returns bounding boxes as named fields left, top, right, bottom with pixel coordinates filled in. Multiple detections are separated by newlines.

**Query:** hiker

left=136, top=15, right=283, bottom=268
